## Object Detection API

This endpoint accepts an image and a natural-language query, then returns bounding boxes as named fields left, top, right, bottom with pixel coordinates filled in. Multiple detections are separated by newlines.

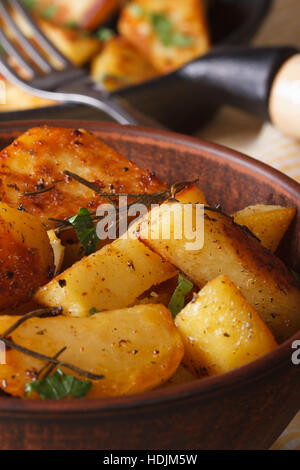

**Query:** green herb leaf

left=41, top=4, right=57, bottom=20
left=64, top=20, right=79, bottom=29
left=148, top=12, right=194, bottom=47
left=21, top=0, right=36, bottom=11
left=168, top=274, right=194, bottom=318
left=96, top=27, right=116, bottom=42
left=89, top=307, right=100, bottom=316
left=25, top=369, right=92, bottom=400
left=128, top=4, right=143, bottom=17
left=68, top=207, right=99, bottom=256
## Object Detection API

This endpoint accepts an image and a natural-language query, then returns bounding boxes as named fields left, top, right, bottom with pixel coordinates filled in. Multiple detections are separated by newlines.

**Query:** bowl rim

left=0, top=119, right=299, bottom=416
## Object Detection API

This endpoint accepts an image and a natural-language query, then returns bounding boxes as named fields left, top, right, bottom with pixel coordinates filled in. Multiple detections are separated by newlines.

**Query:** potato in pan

left=119, top=0, right=210, bottom=73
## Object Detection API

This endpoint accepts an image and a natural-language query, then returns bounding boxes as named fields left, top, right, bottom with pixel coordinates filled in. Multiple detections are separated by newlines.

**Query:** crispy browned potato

left=176, top=275, right=277, bottom=377
left=119, top=0, right=210, bottom=72
left=0, top=126, right=165, bottom=227
left=91, top=37, right=158, bottom=91
left=138, top=203, right=300, bottom=342
left=0, top=304, right=184, bottom=398
left=233, top=205, right=296, bottom=253
left=22, top=0, right=123, bottom=30
left=0, top=203, right=54, bottom=311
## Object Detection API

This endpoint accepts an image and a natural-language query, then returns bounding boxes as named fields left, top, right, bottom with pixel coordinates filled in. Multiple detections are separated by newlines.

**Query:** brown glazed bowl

left=0, top=120, right=299, bottom=450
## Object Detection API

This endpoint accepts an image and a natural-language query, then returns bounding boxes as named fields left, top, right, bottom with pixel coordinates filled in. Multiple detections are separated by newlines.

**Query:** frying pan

left=0, top=0, right=273, bottom=132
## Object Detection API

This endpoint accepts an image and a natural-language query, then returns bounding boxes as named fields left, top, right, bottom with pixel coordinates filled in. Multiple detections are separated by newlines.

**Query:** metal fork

left=0, top=0, right=147, bottom=125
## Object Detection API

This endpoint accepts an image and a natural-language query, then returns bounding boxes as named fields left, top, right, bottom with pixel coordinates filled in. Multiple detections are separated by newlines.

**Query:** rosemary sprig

left=0, top=308, right=104, bottom=381
left=0, top=308, right=61, bottom=338
left=20, top=185, right=56, bottom=197
left=51, top=174, right=199, bottom=238
left=37, top=346, right=67, bottom=379
left=0, top=337, right=103, bottom=381
left=64, top=170, right=116, bottom=204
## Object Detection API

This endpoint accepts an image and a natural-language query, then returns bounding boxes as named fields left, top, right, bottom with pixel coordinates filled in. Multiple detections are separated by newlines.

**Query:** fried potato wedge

left=233, top=205, right=296, bottom=253
left=119, top=0, right=210, bottom=72
left=138, top=203, right=300, bottom=342
left=0, top=126, right=165, bottom=227
left=0, top=304, right=183, bottom=398
left=35, top=233, right=177, bottom=316
left=176, top=275, right=277, bottom=376
left=0, top=203, right=54, bottom=311
left=91, top=37, right=158, bottom=91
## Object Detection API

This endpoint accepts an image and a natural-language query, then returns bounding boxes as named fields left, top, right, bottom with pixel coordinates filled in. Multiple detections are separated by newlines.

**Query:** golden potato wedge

left=91, top=37, right=158, bottom=91
left=0, top=126, right=165, bottom=226
left=0, top=304, right=183, bottom=398
left=35, top=232, right=177, bottom=316
left=119, top=0, right=210, bottom=73
left=0, top=203, right=54, bottom=310
left=47, top=230, right=65, bottom=276
left=233, top=205, right=296, bottom=253
left=138, top=203, right=300, bottom=342
left=176, top=275, right=277, bottom=377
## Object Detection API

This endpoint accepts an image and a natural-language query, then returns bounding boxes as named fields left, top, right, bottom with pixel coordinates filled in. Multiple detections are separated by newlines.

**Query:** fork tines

left=0, top=0, right=70, bottom=81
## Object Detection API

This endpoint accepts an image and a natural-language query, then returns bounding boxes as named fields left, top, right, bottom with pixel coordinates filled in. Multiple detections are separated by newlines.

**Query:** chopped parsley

left=68, top=207, right=99, bottom=256
left=89, top=307, right=100, bottom=316
left=25, top=369, right=92, bottom=400
left=128, top=4, right=194, bottom=47
left=148, top=12, right=194, bottom=47
left=21, top=0, right=36, bottom=10
left=96, top=27, right=116, bottom=42
left=168, top=274, right=194, bottom=318
left=41, top=4, right=57, bottom=20
left=64, top=21, right=79, bottom=29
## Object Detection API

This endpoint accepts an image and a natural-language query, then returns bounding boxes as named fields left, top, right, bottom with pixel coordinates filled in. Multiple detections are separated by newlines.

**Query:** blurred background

left=199, top=0, right=300, bottom=184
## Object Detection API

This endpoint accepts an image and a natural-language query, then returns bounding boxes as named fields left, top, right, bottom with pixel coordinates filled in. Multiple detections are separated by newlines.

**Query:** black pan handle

left=180, top=46, right=298, bottom=119
left=116, top=46, right=299, bottom=134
